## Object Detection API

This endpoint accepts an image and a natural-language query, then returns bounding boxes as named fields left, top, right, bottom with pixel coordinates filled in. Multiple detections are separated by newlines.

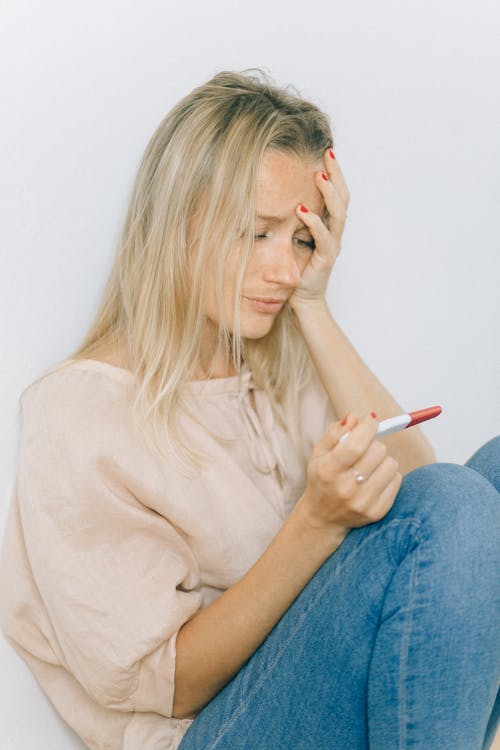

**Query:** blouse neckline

left=57, top=358, right=255, bottom=395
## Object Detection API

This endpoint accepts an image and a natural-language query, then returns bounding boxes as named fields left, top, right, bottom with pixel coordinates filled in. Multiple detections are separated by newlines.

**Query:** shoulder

left=19, top=360, right=138, bottom=458
left=21, top=359, right=134, bottom=410
left=15, top=362, right=164, bottom=518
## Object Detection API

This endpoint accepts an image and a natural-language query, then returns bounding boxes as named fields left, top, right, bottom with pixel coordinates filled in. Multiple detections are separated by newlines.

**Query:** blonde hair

left=47, top=67, right=335, bottom=477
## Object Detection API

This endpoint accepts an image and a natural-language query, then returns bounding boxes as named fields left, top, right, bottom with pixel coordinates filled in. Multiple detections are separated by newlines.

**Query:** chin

left=239, top=318, right=277, bottom=340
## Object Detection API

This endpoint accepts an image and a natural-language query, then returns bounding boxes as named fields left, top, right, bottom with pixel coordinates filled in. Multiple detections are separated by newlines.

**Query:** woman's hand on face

left=288, top=148, right=350, bottom=311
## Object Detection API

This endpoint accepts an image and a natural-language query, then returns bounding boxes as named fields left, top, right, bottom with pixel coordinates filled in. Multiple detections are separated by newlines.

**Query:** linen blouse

left=0, top=358, right=335, bottom=750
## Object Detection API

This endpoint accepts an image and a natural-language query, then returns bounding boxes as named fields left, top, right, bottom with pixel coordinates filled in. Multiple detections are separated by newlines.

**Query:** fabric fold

left=0, top=357, right=335, bottom=750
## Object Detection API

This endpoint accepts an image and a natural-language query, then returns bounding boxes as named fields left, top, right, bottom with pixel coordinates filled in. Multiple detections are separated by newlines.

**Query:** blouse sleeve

left=299, top=365, right=338, bottom=456
left=15, top=372, right=203, bottom=718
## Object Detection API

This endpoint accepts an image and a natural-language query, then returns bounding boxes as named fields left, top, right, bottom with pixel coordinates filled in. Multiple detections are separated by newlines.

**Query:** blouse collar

left=180, top=362, right=254, bottom=396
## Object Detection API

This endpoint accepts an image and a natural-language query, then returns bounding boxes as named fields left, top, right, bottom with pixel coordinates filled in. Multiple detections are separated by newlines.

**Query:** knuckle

left=336, top=477, right=353, bottom=501
left=373, top=440, right=388, bottom=460
left=356, top=503, right=376, bottom=523
left=316, top=462, right=334, bottom=484
left=385, top=455, right=399, bottom=472
left=347, top=437, right=365, bottom=456
left=351, top=494, right=369, bottom=515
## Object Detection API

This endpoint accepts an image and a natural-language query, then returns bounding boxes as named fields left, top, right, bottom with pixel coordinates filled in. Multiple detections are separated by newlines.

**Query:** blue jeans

left=178, top=436, right=500, bottom=749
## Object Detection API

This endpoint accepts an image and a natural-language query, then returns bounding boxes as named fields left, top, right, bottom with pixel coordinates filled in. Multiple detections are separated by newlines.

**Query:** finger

left=331, top=412, right=379, bottom=470
left=315, top=170, right=348, bottom=241
left=348, top=438, right=389, bottom=483
left=323, top=148, right=351, bottom=207
left=368, top=471, right=403, bottom=521
left=354, top=455, right=400, bottom=508
left=295, top=203, right=339, bottom=262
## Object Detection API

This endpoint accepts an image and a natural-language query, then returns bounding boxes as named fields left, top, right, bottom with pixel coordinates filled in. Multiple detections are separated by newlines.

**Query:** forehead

left=255, top=150, right=326, bottom=221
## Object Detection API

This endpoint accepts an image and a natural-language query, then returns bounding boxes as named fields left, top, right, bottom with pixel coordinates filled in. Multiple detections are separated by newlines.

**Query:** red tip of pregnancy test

left=406, top=406, right=442, bottom=428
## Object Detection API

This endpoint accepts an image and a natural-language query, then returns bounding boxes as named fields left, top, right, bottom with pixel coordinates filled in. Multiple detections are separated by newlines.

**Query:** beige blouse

left=0, top=358, right=335, bottom=750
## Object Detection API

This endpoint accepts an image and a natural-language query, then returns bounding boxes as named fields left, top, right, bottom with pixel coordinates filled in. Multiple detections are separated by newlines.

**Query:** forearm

left=292, top=300, right=437, bottom=474
left=172, top=499, right=346, bottom=719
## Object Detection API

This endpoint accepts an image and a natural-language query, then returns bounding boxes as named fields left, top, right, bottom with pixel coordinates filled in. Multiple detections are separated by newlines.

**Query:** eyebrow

left=256, top=214, right=287, bottom=222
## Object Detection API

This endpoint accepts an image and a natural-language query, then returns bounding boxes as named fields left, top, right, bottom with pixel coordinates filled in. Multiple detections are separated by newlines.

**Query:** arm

left=173, top=409, right=400, bottom=720
left=287, top=149, right=436, bottom=475
left=173, top=499, right=346, bottom=719
left=292, top=299, right=437, bottom=474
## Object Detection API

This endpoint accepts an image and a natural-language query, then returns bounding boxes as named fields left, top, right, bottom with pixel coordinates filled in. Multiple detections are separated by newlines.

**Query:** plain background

left=1, top=1, right=499, bottom=747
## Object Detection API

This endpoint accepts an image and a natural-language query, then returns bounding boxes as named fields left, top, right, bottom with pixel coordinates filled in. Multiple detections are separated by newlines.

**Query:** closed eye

left=296, top=238, right=316, bottom=250
left=254, top=234, right=315, bottom=250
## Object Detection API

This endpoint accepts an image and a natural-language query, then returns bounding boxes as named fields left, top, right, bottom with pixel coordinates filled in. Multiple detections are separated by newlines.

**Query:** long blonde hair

left=47, top=68, right=335, bottom=477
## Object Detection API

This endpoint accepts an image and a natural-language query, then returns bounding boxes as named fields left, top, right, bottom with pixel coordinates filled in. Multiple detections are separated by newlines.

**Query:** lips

left=244, top=296, right=286, bottom=313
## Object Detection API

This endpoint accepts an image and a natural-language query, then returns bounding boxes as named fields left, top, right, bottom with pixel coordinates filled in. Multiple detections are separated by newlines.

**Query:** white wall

left=1, top=0, right=499, bottom=746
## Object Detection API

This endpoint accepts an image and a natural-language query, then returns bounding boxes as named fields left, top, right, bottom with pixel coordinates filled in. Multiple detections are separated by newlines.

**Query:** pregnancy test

left=339, top=406, right=442, bottom=443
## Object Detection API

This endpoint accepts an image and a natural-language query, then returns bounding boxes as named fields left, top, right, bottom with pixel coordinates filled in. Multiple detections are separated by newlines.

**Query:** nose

left=261, top=241, right=302, bottom=288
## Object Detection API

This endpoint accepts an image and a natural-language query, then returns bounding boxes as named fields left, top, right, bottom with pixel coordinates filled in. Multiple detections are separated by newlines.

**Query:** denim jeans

left=178, top=436, right=500, bottom=749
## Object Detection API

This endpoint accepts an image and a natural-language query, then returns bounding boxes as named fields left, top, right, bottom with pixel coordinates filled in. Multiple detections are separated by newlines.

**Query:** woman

left=0, top=69, right=498, bottom=750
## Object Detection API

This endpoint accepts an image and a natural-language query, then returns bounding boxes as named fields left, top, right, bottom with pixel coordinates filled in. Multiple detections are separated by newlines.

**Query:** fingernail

left=299, top=204, right=309, bottom=213
left=371, top=412, right=377, bottom=419
left=321, top=171, right=328, bottom=181
left=329, top=148, right=336, bottom=160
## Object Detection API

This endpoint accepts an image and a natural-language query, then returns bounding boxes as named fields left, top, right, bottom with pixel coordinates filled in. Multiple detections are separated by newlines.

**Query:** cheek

left=225, top=248, right=251, bottom=296
left=207, top=247, right=237, bottom=293
left=222, top=263, right=239, bottom=304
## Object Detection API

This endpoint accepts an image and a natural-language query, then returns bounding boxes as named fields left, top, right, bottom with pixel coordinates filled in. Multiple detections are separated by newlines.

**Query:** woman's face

left=203, top=149, right=326, bottom=344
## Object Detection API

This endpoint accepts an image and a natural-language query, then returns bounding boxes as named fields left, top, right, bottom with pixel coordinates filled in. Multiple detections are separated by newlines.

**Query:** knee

left=383, top=462, right=500, bottom=591
left=464, top=434, right=500, bottom=493
left=388, top=461, right=499, bottom=536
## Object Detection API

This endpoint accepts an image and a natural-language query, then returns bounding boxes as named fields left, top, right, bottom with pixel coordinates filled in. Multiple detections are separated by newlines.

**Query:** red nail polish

left=329, top=149, right=336, bottom=160
left=321, top=171, right=328, bottom=181
left=371, top=412, right=377, bottom=419
left=299, top=204, right=309, bottom=213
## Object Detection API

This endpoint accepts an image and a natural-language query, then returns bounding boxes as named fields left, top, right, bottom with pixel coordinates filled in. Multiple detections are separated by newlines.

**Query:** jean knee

left=386, top=463, right=500, bottom=614
left=388, top=462, right=499, bottom=536
left=464, top=434, right=500, bottom=493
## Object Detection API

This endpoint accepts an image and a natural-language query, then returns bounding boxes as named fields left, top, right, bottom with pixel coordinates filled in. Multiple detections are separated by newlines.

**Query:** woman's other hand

left=297, top=413, right=403, bottom=534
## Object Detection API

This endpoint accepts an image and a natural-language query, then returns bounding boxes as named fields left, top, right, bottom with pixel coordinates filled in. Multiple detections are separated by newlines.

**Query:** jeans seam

left=396, top=526, right=423, bottom=749
left=206, top=517, right=423, bottom=749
